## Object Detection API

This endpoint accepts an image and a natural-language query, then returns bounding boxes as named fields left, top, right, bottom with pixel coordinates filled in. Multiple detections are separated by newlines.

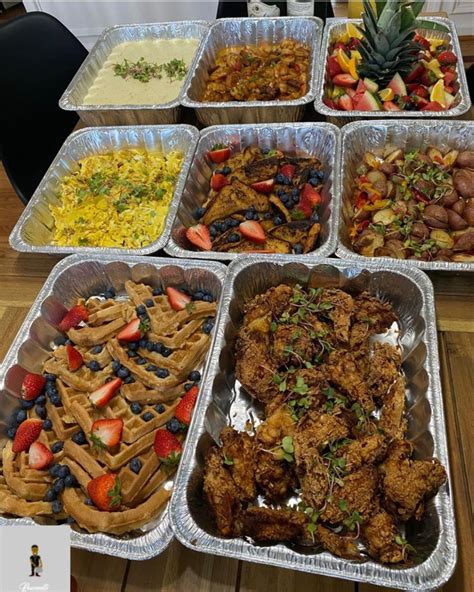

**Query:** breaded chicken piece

left=379, top=376, right=407, bottom=439
left=316, top=525, right=362, bottom=560
left=256, top=405, right=295, bottom=447
left=237, top=507, right=306, bottom=542
left=221, top=427, right=256, bottom=502
left=235, top=331, right=278, bottom=404
left=242, top=284, right=293, bottom=327
left=379, top=440, right=447, bottom=521
left=255, top=451, right=297, bottom=502
left=321, top=289, right=354, bottom=344
left=362, top=507, right=405, bottom=564
left=297, top=453, right=329, bottom=510
left=326, top=350, right=374, bottom=413
left=336, top=433, right=388, bottom=472
left=367, top=342, right=402, bottom=399
left=203, top=447, right=239, bottom=536
left=352, top=292, right=398, bottom=334
left=294, top=412, right=351, bottom=455
left=272, top=324, right=314, bottom=367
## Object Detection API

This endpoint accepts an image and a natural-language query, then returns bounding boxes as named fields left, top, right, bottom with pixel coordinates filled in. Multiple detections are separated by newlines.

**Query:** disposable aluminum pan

left=59, top=21, right=210, bottom=126
left=164, top=122, right=340, bottom=261
left=314, top=17, right=471, bottom=126
left=0, top=255, right=227, bottom=559
left=9, top=125, right=199, bottom=257
left=337, top=120, right=474, bottom=272
left=170, top=256, right=456, bottom=590
left=181, top=17, right=323, bottom=126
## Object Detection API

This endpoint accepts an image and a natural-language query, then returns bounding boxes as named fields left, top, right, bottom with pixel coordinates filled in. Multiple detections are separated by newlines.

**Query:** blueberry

left=155, top=404, right=165, bottom=414
left=222, top=166, right=231, bottom=175
left=52, top=500, right=63, bottom=514
left=281, top=194, right=289, bottom=205
left=184, top=382, right=195, bottom=391
left=229, top=218, right=239, bottom=227
left=84, top=498, right=94, bottom=506
left=167, top=418, right=182, bottom=433
left=202, top=322, right=213, bottom=334
left=215, top=221, right=224, bottom=232
left=309, top=178, right=320, bottom=187
left=138, top=339, right=147, bottom=348
left=49, top=464, right=61, bottom=478
left=91, top=345, right=103, bottom=354
left=245, top=210, right=254, bottom=220
left=65, top=339, right=73, bottom=346
left=87, top=360, right=101, bottom=372
left=293, top=194, right=300, bottom=204
left=152, top=287, right=163, bottom=296
left=21, top=399, right=35, bottom=410
left=275, top=173, right=285, bottom=184
left=16, top=410, right=27, bottom=424
left=222, top=219, right=231, bottom=231
left=72, top=430, right=86, bottom=445
left=51, top=441, right=64, bottom=454
left=209, top=226, right=217, bottom=239
left=45, top=373, right=57, bottom=382
left=311, top=211, right=320, bottom=223
left=124, top=376, right=136, bottom=384
left=64, top=474, right=77, bottom=488
left=53, top=478, right=65, bottom=493
left=136, top=357, right=147, bottom=365
left=192, top=207, right=206, bottom=220
left=253, top=212, right=260, bottom=220
left=316, top=171, right=325, bottom=181
left=145, top=299, right=154, bottom=308
left=131, top=403, right=142, bottom=415
left=294, top=243, right=304, bottom=255
left=43, top=488, right=56, bottom=502
left=127, top=350, right=138, bottom=358
left=130, top=458, right=142, bottom=474
left=50, top=394, right=61, bottom=407
left=228, top=233, right=240, bottom=243
left=263, top=212, right=272, bottom=220
left=203, top=294, right=214, bottom=303
left=104, top=288, right=116, bottom=299
left=273, top=215, right=283, bottom=226
left=43, top=419, right=53, bottom=431
left=53, top=335, right=67, bottom=346
left=7, top=426, right=16, bottom=439
left=58, top=465, right=70, bottom=479
left=193, top=291, right=204, bottom=301
left=112, top=360, right=121, bottom=372
left=46, top=385, right=58, bottom=396
left=292, top=188, right=300, bottom=197
left=117, top=367, right=130, bottom=379
left=146, top=364, right=158, bottom=372
left=136, top=304, right=146, bottom=316
left=142, top=412, right=153, bottom=422
left=128, top=342, right=139, bottom=351
left=35, top=405, right=47, bottom=419
left=36, top=394, right=46, bottom=405
left=153, top=342, right=163, bottom=353
left=66, top=516, right=76, bottom=524
left=188, top=370, right=201, bottom=382
left=155, top=368, right=169, bottom=379
left=161, top=347, right=172, bottom=357
left=146, top=342, right=154, bottom=352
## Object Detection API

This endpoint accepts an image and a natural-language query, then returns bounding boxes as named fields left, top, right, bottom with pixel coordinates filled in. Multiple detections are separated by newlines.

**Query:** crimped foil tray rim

left=163, top=121, right=342, bottom=261
left=0, top=254, right=228, bottom=559
left=9, top=124, right=200, bottom=257
left=170, top=255, right=457, bottom=590
left=180, top=16, right=324, bottom=110
left=336, top=119, right=474, bottom=272
left=59, top=20, right=211, bottom=112
left=314, top=17, right=472, bottom=119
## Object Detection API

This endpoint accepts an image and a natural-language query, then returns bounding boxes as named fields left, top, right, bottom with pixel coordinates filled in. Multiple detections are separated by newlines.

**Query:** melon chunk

left=387, top=73, right=407, bottom=97
left=363, top=78, right=379, bottom=93
left=355, top=90, right=381, bottom=111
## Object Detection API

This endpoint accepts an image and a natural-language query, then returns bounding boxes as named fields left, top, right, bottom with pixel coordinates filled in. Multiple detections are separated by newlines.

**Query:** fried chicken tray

left=0, top=255, right=226, bottom=559
left=170, top=257, right=456, bottom=590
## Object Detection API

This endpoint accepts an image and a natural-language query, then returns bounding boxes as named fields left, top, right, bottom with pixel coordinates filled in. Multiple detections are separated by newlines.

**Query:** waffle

left=1, top=280, right=217, bottom=535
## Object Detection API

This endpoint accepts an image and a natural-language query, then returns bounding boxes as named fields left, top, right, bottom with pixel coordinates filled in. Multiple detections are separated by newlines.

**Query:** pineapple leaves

left=415, top=19, right=449, bottom=32
left=374, top=0, right=388, bottom=18
left=411, top=0, right=425, bottom=17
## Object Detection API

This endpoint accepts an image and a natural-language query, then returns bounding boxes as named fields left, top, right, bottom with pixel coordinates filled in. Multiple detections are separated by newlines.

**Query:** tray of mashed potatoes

left=9, top=125, right=199, bottom=256
left=60, top=21, right=210, bottom=126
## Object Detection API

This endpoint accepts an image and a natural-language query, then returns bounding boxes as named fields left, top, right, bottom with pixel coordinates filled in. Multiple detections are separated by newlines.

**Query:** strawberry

left=443, top=71, right=456, bottom=86
left=441, top=65, right=455, bottom=74
left=12, top=419, right=43, bottom=453
left=250, top=179, right=275, bottom=194
left=166, top=287, right=191, bottom=311
left=412, top=85, right=429, bottom=99
left=239, top=221, right=266, bottom=244
left=404, top=63, right=425, bottom=84
left=66, top=344, right=83, bottom=371
left=413, top=96, right=429, bottom=109
left=59, top=304, right=89, bottom=332
left=28, top=441, right=53, bottom=470
left=186, top=224, right=212, bottom=250
left=87, top=473, right=122, bottom=511
left=117, top=317, right=150, bottom=342
left=207, top=144, right=231, bottom=163
left=438, top=50, right=457, bottom=65
left=175, top=385, right=199, bottom=426
left=421, top=101, right=443, bottom=111
left=323, top=97, right=337, bottom=109
left=414, top=34, right=430, bottom=50
left=153, top=429, right=182, bottom=465
left=210, top=173, right=230, bottom=192
left=21, top=373, right=45, bottom=401
left=299, top=183, right=322, bottom=218
left=421, top=70, right=437, bottom=87
left=89, top=378, right=122, bottom=408
left=332, top=73, right=357, bottom=88
left=280, top=164, right=296, bottom=180
left=383, top=101, right=401, bottom=111
left=90, top=418, right=123, bottom=449
left=327, top=55, right=342, bottom=78
left=339, top=94, right=353, bottom=111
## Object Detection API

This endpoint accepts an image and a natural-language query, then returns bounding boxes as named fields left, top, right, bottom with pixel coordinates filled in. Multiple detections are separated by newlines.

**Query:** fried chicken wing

left=379, top=376, right=407, bottom=439
left=237, top=507, right=306, bottom=542
left=221, top=427, right=256, bottom=501
left=316, top=525, right=363, bottom=560
left=362, top=507, right=405, bottom=564
left=255, top=451, right=297, bottom=502
left=272, top=324, right=314, bottom=367
left=336, top=433, right=387, bottom=472
left=294, top=412, right=351, bottom=455
left=321, top=289, right=354, bottom=344
left=256, top=405, right=295, bottom=447
left=297, top=452, right=329, bottom=510
left=353, top=293, right=398, bottom=334
left=236, top=331, right=278, bottom=404
left=326, top=350, right=374, bottom=413
left=367, top=342, right=402, bottom=399
left=242, top=285, right=293, bottom=327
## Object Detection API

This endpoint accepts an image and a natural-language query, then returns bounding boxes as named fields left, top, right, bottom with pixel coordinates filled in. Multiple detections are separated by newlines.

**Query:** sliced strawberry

left=153, top=429, right=182, bottom=465
left=339, top=94, right=354, bottom=111
left=166, top=287, right=192, bottom=311
left=443, top=72, right=456, bottom=86
left=90, top=418, right=123, bottom=449
left=12, top=419, right=43, bottom=453
left=421, top=70, right=437, bottom=87
left=413, top=96, right=429, bottom=109
left=383, top=101, right=401, bottom=111
left=87, top=473, right=122, bottom=511
left=299, top=183, right=322, bottom=218
left=438, top=50, right=457, bottom=65
left=210, top=173, right=230, bottom=192
left=66, top=344, right=83, bottom=371
left=21, top=373, right=46, bottom=401
left=441, top=65, right=456, bottom=74
left=28, top=441, right=53, bottom=470
left=332, top=73, right=357, bottom=88
left=412, top=85, right=429, bottom=99
left=280, top=164, right=296, bottom=180
left=323, top=97, right=337, bottom=110
left=355, top=79, right=366, bottom=94
left=414, top=34, right=430, bottom=50
left=59, top=304, right=89, bottom=332
left=327, top=55, right=342, bottom=78
left=117, top=317, right=150, bottom=342
left=175, top=385, right=199, bottom=426
left=421, top=101, right=444, bottom=111
left=250, top=178, right=275, bottom=194
left=186, top=224, right=212, bottom=250
left=89, top=378, right=122, bottom=408
left=239, top=221, right=266, bottom=244
left=207, top=144, right=231, bottom=163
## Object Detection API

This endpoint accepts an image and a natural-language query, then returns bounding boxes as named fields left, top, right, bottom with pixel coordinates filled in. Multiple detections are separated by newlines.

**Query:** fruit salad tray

left=315, top=17, right=471, bottom=123
left=170, top=256, right=456, bottom=589
left=0, top=255, right=226, bottom=559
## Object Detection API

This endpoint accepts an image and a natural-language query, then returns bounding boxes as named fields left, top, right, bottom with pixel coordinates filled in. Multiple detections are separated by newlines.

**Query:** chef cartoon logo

left=29, top=545, right=43, bottom=577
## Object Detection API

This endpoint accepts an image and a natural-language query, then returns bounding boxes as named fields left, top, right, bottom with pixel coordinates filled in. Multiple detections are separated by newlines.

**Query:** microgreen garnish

left=223, top=454, right=234, bottom=466
left=395, top=535, right=416, bottom=560
left=113, top=57, right=187, bottom=83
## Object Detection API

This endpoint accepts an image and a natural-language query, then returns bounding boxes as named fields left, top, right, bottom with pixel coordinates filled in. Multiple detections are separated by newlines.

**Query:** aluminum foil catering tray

left=181, top=17, right=323, bottom=126
left=337, top=120, right=474, bottom=272
left=170, top=256, right=456, bottom=589
left=60, top=21, right=210, bottom=126
left=9, top=125, right=199, bottom=257
left=165, top=122, right=340, bottom=261
left=0, top=255, right=227, bottom=559
left=314, top=17, right=471, bottom=126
